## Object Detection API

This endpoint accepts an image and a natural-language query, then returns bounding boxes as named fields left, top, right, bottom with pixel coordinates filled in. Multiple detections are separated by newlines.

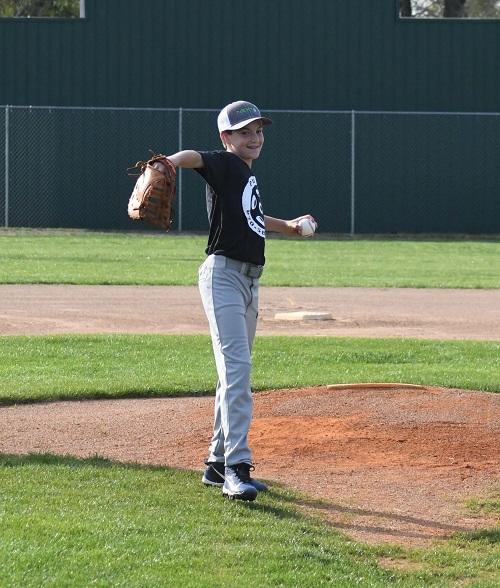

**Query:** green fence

left=1, top=106, right=499, bottom=234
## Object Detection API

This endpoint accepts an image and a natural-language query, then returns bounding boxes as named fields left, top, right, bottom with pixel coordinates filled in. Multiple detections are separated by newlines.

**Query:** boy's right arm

left=167, top=150, right=203, bottom=169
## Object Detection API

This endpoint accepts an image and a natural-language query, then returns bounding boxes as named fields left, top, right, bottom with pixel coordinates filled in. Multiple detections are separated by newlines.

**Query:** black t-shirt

left=195, top=151, right=266, bottom=266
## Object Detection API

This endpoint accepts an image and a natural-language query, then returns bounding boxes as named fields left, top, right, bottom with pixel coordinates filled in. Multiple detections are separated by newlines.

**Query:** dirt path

left=1, top=285, right=499, bottom=339
left=1, top=285, right=499, bottom=547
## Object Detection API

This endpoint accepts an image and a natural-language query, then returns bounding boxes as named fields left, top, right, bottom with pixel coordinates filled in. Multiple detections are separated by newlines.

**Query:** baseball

left=298, top=217, right=317, bottom=237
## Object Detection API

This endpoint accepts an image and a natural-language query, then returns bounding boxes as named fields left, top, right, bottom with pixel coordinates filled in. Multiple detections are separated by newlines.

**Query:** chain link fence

left=1, top=106, right=500, bottom=234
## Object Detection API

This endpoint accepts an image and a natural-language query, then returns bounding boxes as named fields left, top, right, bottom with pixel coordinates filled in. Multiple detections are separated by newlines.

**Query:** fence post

left=177, top=107, right=183, bottom=232
left=4, top=105, right=9, bottom=228
left=350, top=110, right=356, bottom=236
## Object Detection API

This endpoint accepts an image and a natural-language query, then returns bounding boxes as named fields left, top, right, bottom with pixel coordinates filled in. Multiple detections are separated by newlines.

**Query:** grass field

left=0, top=454, right=498, bottom=588
left=0, top=230, right=498, bottom=586
left=0, top=335, right=499, bottom=404
left=0, top=229, right=499, bottom=287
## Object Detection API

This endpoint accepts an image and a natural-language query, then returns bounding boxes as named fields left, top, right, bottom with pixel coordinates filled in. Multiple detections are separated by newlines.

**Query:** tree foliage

left=0, top=0, right=79, bottom=18
left=400, top=0, right=500, bottom=17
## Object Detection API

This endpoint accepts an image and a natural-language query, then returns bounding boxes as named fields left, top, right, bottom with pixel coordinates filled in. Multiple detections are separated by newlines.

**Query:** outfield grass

left=0, top=334, right=499, bottom=404
left=0, top=454, right=498, bottom=588
left=0, top=229, right=499, bottom=287
left=1, top=230, right=498, bottom=585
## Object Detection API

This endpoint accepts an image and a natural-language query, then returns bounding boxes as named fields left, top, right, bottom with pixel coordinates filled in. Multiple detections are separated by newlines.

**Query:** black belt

left=224, top=257, right=264, bottom=279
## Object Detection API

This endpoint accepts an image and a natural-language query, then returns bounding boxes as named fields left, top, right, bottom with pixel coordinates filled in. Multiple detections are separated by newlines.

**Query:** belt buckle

left=246, top=264, right=263, bottom=279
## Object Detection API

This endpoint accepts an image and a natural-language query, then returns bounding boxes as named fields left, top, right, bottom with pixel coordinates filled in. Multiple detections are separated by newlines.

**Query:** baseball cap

left=217, top=100, right=272, bottom=133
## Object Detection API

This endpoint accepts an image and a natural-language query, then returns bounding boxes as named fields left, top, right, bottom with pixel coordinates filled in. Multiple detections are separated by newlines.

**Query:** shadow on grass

left=0, top=389, right=216, bottom=407
left=453, top=527, right=500, bottom=544
left=2, top=453, right=496, bottom=547
left=0, top=452, right=313, bottom=527
left=0, top=452, right=154, bottom=469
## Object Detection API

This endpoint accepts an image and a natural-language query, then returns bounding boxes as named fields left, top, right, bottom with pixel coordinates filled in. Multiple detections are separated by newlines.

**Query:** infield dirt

left=1, top=284, right=499, bottom=339
left=1, top=285, right=499, bottom=546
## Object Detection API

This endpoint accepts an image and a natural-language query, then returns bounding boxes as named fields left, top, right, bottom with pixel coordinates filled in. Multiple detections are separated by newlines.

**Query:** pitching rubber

left=326, top=383, right=429, bottom=391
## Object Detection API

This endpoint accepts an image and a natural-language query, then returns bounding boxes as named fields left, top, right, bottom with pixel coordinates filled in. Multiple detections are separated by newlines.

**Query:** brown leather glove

left=128, top=154, right=176, bottom=231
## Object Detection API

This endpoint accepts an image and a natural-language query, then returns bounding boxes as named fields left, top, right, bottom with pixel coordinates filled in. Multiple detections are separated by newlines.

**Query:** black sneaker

left=202, top=461, right=225, bottom=487
left=203, top=461, right=269, bottom=493
left=222, top=463, right=258, bottom=501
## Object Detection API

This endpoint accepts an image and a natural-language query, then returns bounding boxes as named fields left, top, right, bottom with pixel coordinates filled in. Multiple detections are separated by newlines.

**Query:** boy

left=167, top=100, right=316, bottom=501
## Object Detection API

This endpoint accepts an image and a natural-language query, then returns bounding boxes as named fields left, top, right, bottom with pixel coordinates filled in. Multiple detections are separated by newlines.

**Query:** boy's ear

left=220, top=131, right=229, bottom=148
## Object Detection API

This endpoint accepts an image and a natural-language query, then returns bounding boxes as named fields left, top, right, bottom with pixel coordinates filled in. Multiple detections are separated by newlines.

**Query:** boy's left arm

left=264, top=214, right=316, bottom=237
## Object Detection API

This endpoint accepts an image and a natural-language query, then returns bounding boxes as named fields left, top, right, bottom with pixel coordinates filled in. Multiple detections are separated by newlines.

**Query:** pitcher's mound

left=250, top=385, right=499, bottom=545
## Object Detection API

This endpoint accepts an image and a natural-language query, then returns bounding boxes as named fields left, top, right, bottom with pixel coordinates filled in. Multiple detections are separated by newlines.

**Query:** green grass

left=373, top=528, right=500, bottom=588
left=0, top=454, right=498, bottom=588
left=0, top=335, right=498, bottom=404
left=0, top=229, right=499, bottom=287
left=465, top=491, right=500, bottom=516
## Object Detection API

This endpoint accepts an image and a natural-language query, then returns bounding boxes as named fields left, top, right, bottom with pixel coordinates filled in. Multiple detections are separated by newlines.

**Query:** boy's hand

left=288, top=215, right=317, bottom=236
left=265, top=214, right=317, bottom=236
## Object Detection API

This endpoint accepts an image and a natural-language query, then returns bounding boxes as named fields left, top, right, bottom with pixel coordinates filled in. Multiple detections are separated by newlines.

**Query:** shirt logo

left=242, top=176, right=265, bottom=238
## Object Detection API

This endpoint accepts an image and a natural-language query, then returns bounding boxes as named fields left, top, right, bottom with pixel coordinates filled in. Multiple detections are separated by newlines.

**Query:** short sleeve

left=194, top=151, right=229, bottom=193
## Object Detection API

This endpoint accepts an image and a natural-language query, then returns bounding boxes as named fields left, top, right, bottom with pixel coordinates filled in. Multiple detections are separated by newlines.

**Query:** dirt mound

left=250, top=386, right=499, bottom=544
left=1, top=385, right=498, bottom=546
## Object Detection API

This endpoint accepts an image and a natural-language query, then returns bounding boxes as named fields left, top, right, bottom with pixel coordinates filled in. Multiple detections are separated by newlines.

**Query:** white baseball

left=298, top=217, right=316, bottom=237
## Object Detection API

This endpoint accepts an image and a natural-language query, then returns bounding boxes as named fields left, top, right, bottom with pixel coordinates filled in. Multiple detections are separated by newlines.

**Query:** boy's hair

left=220, top=130, right=232, bottom=149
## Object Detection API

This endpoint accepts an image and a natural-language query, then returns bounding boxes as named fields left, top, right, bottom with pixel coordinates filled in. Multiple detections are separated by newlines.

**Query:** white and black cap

left=217, top=100, right=272, bottom=133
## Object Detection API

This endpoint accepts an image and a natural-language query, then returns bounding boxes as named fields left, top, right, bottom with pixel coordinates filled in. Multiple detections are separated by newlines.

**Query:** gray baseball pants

left=198, top=254, right=260, bottom=466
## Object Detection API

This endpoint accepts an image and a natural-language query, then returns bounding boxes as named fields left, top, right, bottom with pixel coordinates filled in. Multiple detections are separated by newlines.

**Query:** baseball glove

left=127, top=154, right=176, bottom=231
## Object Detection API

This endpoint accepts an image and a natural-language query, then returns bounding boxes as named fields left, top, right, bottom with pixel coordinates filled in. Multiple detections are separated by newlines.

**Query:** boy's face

left=221, top=120, right=264, bottom=166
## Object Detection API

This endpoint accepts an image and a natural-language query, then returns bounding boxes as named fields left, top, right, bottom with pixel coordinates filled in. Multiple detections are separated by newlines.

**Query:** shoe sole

left=203, top=474, right=267, bottom=492
left=204, top=479, right=267, bottom=493
left=223, top=490, right=257, bottom=502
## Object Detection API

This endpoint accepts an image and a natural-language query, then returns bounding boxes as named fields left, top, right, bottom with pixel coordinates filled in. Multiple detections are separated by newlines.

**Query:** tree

left=400, top=0, right=413, bottom=16
left=468, top=0, right=500, bottom=16
left=400, top=0, right=500, bottom=17
left=0, top=0, right=79, bottom=18
left=444, top=0, right=467, bottom=16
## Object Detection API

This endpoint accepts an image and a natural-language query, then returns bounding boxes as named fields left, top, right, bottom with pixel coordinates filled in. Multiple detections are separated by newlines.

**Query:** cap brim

left=224, top=116, right=273, bottom=131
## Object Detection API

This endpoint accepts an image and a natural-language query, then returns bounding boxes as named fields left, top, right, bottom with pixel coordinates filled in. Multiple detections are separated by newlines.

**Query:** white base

left=274, top=311, right=332, bottom=321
